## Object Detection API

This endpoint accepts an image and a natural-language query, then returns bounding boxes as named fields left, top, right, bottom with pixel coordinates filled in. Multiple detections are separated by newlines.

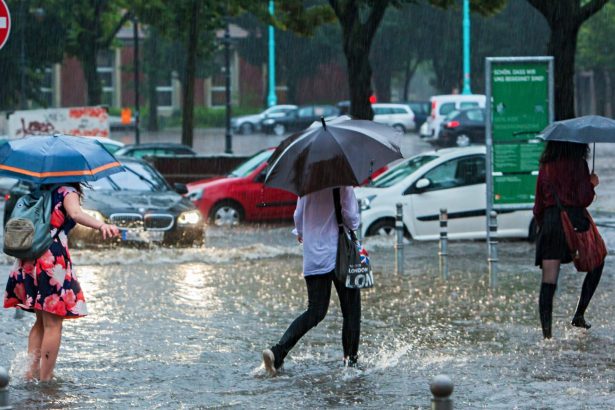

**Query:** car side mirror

left=415, top=178, right=431, bottom=191
left=174, top=182, right=188, bottom=195
left=254, top=172, right=266, bottom=183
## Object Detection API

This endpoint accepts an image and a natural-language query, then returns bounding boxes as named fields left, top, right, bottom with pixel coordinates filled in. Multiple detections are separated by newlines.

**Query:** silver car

left=231, top=105, right=298, bottom=135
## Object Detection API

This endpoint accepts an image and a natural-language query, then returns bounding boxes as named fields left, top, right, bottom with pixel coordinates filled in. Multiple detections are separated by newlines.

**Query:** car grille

left=110, top=213, right=143, bottom=228
left=109, top=213, right=175, bottom=231
left=144, top=214, right=174, bottom=231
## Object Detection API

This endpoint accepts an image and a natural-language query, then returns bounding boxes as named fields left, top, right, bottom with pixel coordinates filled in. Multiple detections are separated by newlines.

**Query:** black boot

left=571, top=263, right=604, bottom=330
left=539, top=283, right=557, bottom=339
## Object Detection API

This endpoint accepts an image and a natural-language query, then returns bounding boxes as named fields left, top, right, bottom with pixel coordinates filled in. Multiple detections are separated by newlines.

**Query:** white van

left=372, top=103, right=416, bottom=133
left=420, top=94, right=486, bottom=142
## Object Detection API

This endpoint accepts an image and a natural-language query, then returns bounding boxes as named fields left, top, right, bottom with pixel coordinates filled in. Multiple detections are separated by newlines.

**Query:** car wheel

left=393, top=124, right=406, bottom=134
left=240, top=123, right=254, bottom=135
left=366, top=218, right=396, bottom=237
left=455, top=134, right=470, bottom=147
left=273, top=123, right=286, bottom=136
left=210, top=201, right=244, bottom=226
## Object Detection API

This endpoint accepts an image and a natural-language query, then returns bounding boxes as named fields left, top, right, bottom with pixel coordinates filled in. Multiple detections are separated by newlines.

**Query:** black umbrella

left=264, top=116, right=403, bottom=196
left=538, top=115, right=615, bottom=172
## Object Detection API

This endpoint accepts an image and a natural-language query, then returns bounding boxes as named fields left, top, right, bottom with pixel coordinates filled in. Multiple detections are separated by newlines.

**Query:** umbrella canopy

left=538, top=115, right=615, bottom=143
left=0, top=134, right=124, bottom=184
left=264, top=116, right=403, bottom=196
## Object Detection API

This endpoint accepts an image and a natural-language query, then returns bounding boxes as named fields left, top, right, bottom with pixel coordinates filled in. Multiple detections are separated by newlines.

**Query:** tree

left=60, top=0, right=132, bottom=106
left=526, top=0, right=609, bottom=120
left=0, top=0, right=67, bottom=110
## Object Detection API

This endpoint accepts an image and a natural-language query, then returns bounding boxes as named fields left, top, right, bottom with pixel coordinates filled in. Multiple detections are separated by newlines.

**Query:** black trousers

left=271, top=270, right=361, bottom=368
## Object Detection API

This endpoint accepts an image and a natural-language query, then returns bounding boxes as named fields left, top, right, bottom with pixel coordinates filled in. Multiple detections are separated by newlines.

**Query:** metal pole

left=0, top=366, right=10, bottom=410
left=133, top=14, right=140, bottom=145
left=395, top=203, right=404, bottom=275
left=439, top=208, right=449, bottom=280
left=19, top=0, right=26, bottom=109
left=224, top=15, right=233, bottom=154
left=485, top=58, right=494, bottom=255
left=488, top=211, right=498, bottom=288
left=267, top=0, right=277, bottom=107
left=430, top=374, right=453, bottom=410
left=461, top=0, right=471, bottom=95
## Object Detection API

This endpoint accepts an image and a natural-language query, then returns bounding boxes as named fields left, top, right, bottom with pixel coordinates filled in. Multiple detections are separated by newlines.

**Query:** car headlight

left=187, top=189, right=203, bottom=201
left=83, top=209, right=105, bottom=222
left=178, top=210, right=202, bottom=225
left=359, top=195, right=377, bottom=211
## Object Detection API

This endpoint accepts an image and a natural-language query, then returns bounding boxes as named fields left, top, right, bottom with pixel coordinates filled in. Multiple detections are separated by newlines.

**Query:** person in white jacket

left=262, top=186, right=361, bottom=375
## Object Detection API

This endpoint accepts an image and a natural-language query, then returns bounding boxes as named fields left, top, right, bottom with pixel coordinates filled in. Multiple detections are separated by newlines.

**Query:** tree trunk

left=181, top=0, right=199, bottom=148
left=345, top=43, right=374, bottom=120
left=83, top=57, right=102, bottom=106
left=548, top=24, right=579, bottom=120
left=372, top=59, right=391, bottom=102
left=403, top=59, right=420, bottom=101
left=146, top=29, right=160, bottom=132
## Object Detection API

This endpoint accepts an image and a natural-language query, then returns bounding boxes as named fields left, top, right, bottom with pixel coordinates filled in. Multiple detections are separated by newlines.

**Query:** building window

left=156, top=79, right=173, bottom=109
left=38, top=67, right=54, bottom=108
left=210, top=53, right=233, bottom=108
left=97, top=50, right=115, bottom=107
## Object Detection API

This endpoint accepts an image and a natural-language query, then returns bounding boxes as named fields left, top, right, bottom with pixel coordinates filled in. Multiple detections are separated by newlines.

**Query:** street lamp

left=223, top=15, right=233, bottom=154
left=267, top=0, right=277, bottom=107
left=461, top=0, right=472, bottom=95
left=133, top=13, right=140, bottom=145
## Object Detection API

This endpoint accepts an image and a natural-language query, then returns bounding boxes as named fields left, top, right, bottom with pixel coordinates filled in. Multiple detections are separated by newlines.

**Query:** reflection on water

left=0, top=224, right=613, bottom=408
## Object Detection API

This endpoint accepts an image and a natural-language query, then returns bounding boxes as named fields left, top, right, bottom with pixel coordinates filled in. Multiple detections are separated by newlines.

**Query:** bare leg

left=39, top=312, right=63, bottom=382
left=26, top=311, right=44, bottom=380
left=539, top=260, right=560, bottom=339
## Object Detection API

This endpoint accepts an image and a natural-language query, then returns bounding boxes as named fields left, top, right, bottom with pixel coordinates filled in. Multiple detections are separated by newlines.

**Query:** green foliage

left=578, top=1, right=615, bottom=71
left=0, top=0, right=67, bottom=110
left=164, top=106, right=262, bottom=128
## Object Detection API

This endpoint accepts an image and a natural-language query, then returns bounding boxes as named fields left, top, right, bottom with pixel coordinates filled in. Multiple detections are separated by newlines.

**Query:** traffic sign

left=0, top=0, right=11, bottom=50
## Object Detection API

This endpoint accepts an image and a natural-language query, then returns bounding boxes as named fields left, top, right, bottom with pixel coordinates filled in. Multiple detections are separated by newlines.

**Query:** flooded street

left=1, top=223, right=615, bottom=409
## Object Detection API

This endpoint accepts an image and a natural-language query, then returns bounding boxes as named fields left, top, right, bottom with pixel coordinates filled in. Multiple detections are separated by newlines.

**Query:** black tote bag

left=333, top=188, right=374, bottom=289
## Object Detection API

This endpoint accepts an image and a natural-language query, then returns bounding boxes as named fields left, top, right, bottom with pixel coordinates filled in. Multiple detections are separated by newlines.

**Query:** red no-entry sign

left=0, top=0, right=11, bottom=50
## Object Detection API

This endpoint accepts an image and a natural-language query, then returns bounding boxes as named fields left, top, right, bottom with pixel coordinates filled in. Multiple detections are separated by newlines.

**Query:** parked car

left=0, top=177, right=18, bottom=199
left=435, top=107, right=486, bottom=148
left=262, top=105, right=340, bottom=136
left=3, top=158, right=204, bottom=247
left=355, top=146, right=534, bottom=240
left=405, top=100, right=431, bottom=129
left=114, top=143, right=197, bottom=158
left=187, top=148, right=297, bottom=226
left=420, top=94, right=486, bottom=143
left=231, top=104, right=298, bottom=135
left=372, top=103, right=415, bottom=134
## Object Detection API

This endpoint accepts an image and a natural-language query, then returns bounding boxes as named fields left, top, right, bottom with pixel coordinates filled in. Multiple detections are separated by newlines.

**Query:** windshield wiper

left=123, top=167, right=161, bottom=191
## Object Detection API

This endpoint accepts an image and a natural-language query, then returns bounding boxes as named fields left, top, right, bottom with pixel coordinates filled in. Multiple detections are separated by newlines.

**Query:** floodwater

left=1, top=223, right=615, bottom=409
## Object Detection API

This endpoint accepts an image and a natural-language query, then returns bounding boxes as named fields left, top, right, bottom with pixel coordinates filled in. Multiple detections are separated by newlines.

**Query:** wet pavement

left=1, top=223, right=614, bottom=409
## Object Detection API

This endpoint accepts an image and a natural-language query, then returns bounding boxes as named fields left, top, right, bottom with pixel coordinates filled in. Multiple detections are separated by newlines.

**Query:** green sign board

left=487, top=58, right=553, bottom=209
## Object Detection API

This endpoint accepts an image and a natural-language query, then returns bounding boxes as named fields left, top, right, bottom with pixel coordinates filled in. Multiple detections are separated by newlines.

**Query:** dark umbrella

left=0, top=134, right=124, bottom=184
left=264, top=116, right=403, bottom=196
left=538, top=115, right=615, bottom=172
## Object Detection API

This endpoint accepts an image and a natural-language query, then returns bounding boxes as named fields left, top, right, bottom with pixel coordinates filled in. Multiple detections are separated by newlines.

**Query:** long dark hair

left=539, top=141, right=590, bottom=164
left=41, top=182, right=83, bottom=196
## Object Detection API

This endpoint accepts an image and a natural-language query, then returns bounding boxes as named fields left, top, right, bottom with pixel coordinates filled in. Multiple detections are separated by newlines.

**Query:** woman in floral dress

left=4, top=184, right=119, bottom=381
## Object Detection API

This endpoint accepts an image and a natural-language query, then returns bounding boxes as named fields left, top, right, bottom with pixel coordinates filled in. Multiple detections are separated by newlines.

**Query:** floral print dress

left=4, top=186, right=88, bottom=318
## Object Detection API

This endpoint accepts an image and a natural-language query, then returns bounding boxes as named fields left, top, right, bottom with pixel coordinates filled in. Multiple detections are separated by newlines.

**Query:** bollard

left=0, top=366, right=10, bottom=410
left=430, top=374, right=453, bottom=410
left=488, top=211, right=498, bottom=289
left=438, top=209, right=449, bottom=280
left=394, top=203, right=404, bottom=275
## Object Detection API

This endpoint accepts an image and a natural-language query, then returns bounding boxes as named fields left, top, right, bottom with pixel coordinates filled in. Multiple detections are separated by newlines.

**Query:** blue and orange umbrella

left=0, top=134, right=124, bottom=184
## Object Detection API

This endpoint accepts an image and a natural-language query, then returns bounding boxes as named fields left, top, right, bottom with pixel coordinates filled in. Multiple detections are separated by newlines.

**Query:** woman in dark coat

left=533, top=141, right=602, bottom=339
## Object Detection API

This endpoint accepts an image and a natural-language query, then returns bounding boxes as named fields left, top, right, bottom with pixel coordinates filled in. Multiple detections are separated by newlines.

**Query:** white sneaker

left=262, top=349, right=277, bottom=376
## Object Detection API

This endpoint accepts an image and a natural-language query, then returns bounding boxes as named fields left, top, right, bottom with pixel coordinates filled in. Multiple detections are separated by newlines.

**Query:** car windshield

left=229, top=150, right=273, bottom=178
left=87, top=162, right=168, bottom=192
left=371, top=155, right=438, bottom=188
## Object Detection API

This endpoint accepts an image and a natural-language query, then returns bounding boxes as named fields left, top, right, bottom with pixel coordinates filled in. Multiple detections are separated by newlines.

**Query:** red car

left=187, top=149, right=297, bottom=226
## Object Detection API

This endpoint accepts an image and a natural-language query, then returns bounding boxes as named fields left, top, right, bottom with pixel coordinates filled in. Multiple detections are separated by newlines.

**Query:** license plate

left=120, top=229, right=164, bottom=243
